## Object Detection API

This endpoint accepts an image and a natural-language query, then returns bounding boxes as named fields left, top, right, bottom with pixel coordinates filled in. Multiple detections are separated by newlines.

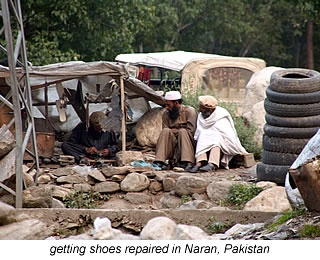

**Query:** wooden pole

left=120, top=76, right=126, bottom=165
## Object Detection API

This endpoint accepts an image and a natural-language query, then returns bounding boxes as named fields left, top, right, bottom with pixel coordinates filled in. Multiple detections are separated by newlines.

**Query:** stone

left=0, top=148, right=15, bottom=183
left=110, top=175, right=125, bottom=182
left=54, top=167, right=74, bottom=177
left=243, top=186, right=292, bottom=212
left=116, top=151, right=144, bottom=165
left=0, top=219, right=48, bottom=239
left=124, top=192, right=151, bottom=204
left=88, top=169, right=106, bottom=182
left=0, top=125, right=15, bottom=159
left=94, top=181, right=120, bottom=193
left=242, top=66, right=282, bottom=145
left=225, top=223, right=265, bottom=239
left=163, top=177, right=176, bottom=191
left=56, top=174, right=86, bottom=184
left=256, top=181, right=277, bottom=190
left=120, top=173, right=150, bottom=192
left=149, top=180, right=162, bottom=194
left=175, top=176, right=208, bottom=196
left=37, top=174, right=51, bottom=184
left=49, top=185, right=72, bottom=199
left=74, top=183, right=92, bottom=193
left=52, top=198, right=66, bottom=208
left=101, top=166, right=130, bottom=177
left=0, top=201, right=15, bottom=225
left=179, top=200, right=213, bottom=210
left=160, top=194, right=181, bottom=209
left=140, top=216, right=177, bottom=240
left=135, top=107, right=165, bottom=147
left=207, top=180, right=247, bottom=203
left=176, top=224, right=209, bottom=240
left=23, top=186, right=53, bottom=208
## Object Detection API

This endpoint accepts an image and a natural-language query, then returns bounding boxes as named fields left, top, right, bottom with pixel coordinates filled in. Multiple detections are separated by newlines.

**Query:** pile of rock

left=0, top=201, right=48, bottom=239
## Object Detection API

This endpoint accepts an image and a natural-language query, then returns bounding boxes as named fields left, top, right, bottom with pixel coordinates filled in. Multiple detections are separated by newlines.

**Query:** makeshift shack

left=0, top=61, right=165, bottom=162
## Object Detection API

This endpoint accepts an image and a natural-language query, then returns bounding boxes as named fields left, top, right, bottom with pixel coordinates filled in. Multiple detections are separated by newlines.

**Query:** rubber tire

left=264, top=124, right=319, bottom=139
left=262, top=150, right=299, bottom=165
left=265, top=113, right=320, bottom=127
left=262, top=135, right=309, bottom=154
left=264, top=99, right=320, bottom=117
left=266, top=87, right=320, bottom=104
left=256, top=162, right=288, bottom=185
left=270, top=68, right=320, bottom=94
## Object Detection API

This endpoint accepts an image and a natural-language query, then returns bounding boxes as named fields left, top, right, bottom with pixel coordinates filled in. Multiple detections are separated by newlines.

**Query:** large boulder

left=242, top=67, right=282, bottom=145
left=134, top=107, right=165, bottom=147
left=243, top=186, right=292, bottom=212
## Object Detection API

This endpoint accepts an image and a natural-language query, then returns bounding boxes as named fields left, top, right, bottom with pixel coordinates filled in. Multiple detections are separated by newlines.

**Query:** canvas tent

left=116, top=51, right=266, bottom=108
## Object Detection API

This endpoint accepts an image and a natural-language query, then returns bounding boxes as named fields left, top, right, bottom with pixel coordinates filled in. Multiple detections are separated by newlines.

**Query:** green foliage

left=63, top=190, right=110, bottom=209
left=268, top=206, right=306, bottom=230
left=226, top=184, right=263, bottom=209
left=181, top=194, right=192, bottom=204
left=207, top=216, right=230, bottom=234
left=299, top=224, right=320, bottom=238
left=2, top=0, right=318, bottom=69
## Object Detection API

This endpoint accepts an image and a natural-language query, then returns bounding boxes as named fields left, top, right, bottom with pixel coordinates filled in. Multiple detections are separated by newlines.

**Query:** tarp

left=0, top=61, right=165, bottom=132
left=115, top=51, right=223, bottom=71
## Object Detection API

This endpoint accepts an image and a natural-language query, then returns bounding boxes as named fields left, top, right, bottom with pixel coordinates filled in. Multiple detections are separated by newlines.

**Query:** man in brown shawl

left=154, top=91, right=197, bottom=170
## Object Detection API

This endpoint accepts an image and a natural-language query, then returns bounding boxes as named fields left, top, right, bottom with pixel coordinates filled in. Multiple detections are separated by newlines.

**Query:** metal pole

left=1, top=0, right=23, bottom=208
left=120, top=76, right=126, bottom=165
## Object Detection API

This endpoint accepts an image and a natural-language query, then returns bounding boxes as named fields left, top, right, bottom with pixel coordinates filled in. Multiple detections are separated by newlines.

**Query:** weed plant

left=63, top=190, right=110, bottom=209
left=226, top=184, right=263, bottom=209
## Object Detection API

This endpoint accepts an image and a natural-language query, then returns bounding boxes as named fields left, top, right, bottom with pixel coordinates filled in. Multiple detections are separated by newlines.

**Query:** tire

left=256, top=162, right=288, bottom=185
left=264, top=124, right=319, bottom=138
left=265, top=113, right=320, bottom=128
left=270, top=68, right=320, bottom=94
left=262, top=150, right=299, bottom=165
left=262, top=135, right=309, bottom=154
left=264, top=99, right=320, bottom=117
left=266, top=87, right=320, bottom=104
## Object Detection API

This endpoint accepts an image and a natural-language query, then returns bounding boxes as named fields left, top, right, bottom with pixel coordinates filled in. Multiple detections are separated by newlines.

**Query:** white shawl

left=194, top=106, right=247, bottom=168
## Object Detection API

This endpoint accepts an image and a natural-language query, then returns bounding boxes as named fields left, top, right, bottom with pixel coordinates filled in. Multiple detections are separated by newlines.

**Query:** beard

left=168, top=105, right=180, bottom=120
left=201, top=111, right=211, bottom=119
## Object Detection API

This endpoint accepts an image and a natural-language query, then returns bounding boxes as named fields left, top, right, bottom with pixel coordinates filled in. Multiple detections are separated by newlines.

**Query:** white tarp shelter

left=116, top=51, right=266, bottom=106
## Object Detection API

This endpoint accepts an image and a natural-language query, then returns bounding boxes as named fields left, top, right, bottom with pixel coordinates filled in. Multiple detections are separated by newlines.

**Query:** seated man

left=62, top=111, right=119, bottom=164
left=154, top=91, right=197, bottom=170
left=189, top=95, right=247, bottom=172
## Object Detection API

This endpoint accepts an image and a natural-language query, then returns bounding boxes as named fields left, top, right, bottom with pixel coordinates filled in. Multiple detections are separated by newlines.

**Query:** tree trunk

left=306, top=20, right=314, bottom=69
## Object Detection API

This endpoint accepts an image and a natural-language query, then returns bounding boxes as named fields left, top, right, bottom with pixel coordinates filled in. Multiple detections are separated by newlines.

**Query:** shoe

left=188, top=165, right=200, bottom=173
left=199, top=164, right=215, bottom=172
left=184, top=163, right=194, bottom=172
left=154, top=161, right=168, bottom=171
left=79, top=157, right=89, bottom=166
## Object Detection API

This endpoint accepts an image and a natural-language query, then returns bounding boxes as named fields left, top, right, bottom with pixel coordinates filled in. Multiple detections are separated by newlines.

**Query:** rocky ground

left=0, top=150, right=320, bottom=240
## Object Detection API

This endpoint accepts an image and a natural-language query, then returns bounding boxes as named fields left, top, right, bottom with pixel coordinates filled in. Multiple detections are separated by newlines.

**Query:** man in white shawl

left=188, top=95, right=247, bottom=172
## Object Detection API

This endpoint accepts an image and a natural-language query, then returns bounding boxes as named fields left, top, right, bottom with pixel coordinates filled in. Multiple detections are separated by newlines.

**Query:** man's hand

left=99, top=148, right=109, bottom=157
left=86, top=147, right=98, bottom=154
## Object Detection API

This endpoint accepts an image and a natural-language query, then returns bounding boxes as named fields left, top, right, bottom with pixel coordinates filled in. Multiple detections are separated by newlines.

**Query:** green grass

left=268, top=207, right=306, bottom=230
left=226, top=184, right=263, bottom=209
left=299, top=224, right=320, bottom=238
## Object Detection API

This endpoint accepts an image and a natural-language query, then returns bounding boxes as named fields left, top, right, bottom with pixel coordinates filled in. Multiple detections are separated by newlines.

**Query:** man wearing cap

left=62, top=111, right=119, bottom=164
left=154, top=91, right=197, bottom=170
left=189, top=95, right=247, bottom=172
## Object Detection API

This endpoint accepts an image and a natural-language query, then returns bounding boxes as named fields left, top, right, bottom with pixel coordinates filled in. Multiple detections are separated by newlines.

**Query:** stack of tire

left=257, top=68, right=320, bottom=185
